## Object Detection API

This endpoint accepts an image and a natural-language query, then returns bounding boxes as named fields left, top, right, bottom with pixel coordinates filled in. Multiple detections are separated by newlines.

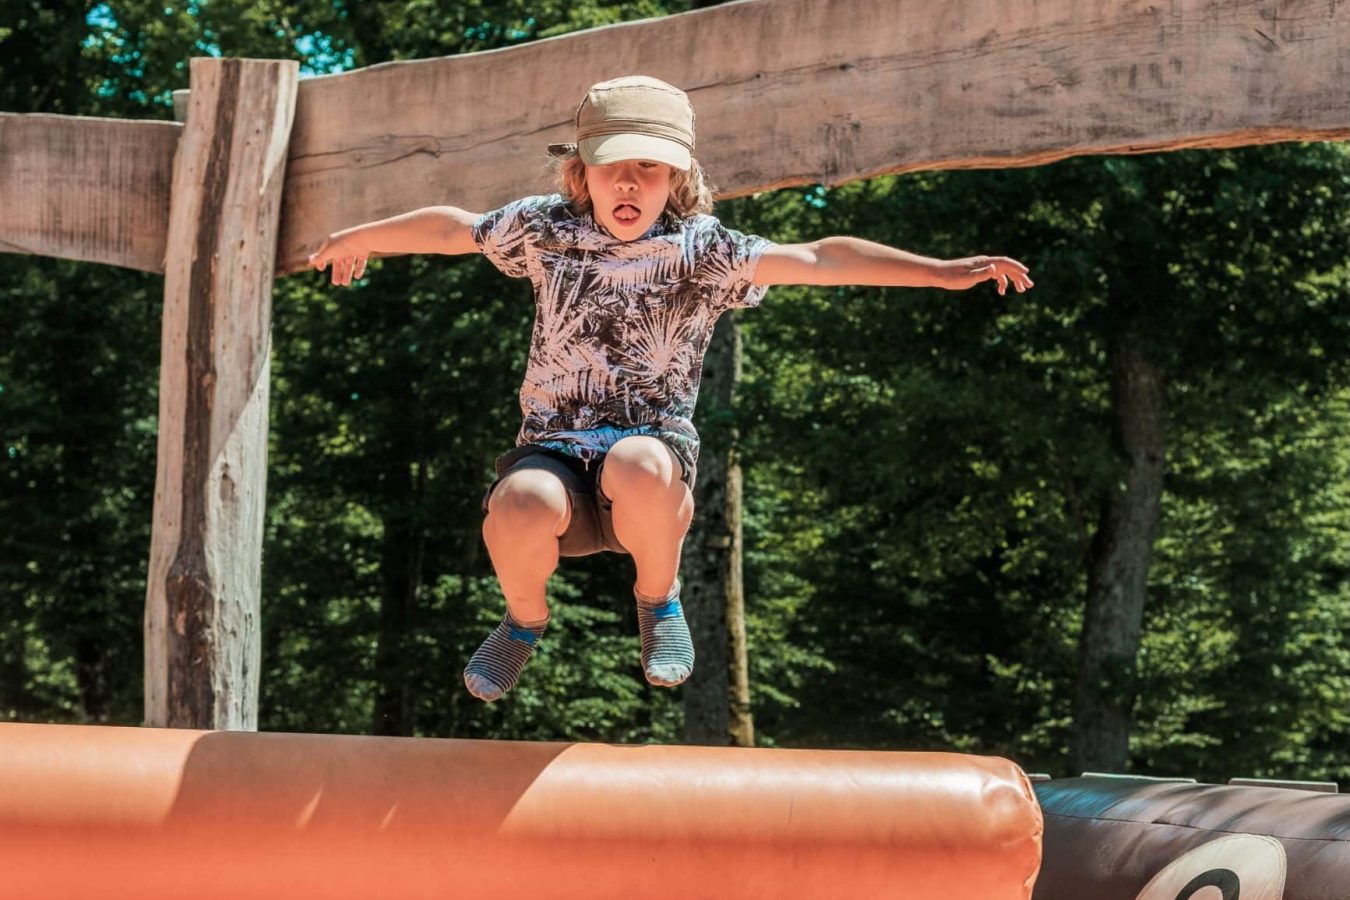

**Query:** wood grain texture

left=0, top=114, right=178, bottom=272
left=2, top=0, right=1344, bottom=276
left=278, top=0, right=1347, bottom=274
left=143, top=57, right=297, bottom=729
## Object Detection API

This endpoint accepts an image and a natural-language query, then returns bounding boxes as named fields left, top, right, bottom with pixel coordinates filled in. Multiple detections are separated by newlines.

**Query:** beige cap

left=548, top=75, right=694, bottom=170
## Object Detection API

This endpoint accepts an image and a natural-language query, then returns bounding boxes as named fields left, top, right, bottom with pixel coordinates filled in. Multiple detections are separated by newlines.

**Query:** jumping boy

left=309, top=75, right=1034, bottom=702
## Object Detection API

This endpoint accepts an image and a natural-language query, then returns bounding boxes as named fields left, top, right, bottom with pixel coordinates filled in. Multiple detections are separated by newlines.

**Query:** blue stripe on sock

left=508, top=625, right=541, bottom=644
left=651, top=599, right=682, bottom=620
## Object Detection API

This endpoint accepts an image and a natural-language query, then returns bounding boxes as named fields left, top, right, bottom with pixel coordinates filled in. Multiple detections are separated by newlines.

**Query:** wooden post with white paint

left=143, top=58, right=298, bottom=729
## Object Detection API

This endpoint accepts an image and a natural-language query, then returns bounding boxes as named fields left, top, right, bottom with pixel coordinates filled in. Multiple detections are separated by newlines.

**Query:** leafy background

left=2, top=0, right=1346, bottom=784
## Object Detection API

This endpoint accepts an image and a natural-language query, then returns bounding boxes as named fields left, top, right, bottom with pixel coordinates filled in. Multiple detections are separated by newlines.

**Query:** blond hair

left=549, top=151, right=716, bottom=220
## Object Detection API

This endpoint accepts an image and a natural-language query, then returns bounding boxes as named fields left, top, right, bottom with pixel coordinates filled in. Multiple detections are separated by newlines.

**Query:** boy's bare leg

left=481, top=469, right=571, bottom=623
left=466, top=469, right=571, bottom=701
left=601, top=436, right=696, bottom=686
left=601, top=436, right=694, bottom=597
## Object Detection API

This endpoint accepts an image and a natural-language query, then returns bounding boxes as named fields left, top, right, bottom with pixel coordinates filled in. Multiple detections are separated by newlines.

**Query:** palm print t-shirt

left=472, top=193, right=774, bottom=477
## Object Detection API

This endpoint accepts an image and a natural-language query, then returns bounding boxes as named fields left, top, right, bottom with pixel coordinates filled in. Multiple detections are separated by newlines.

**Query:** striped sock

left=635, top=580, right=694, bottom=687
left=463, top=612, right=548, bottom=702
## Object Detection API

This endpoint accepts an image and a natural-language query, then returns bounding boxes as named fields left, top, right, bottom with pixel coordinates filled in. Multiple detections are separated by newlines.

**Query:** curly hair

left=548, top=151, right=716, bottom=220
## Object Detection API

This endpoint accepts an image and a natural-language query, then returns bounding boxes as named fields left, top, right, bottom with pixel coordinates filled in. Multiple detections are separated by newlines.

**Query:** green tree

left=732, top=143, right=1349, bottom=780
left=3, top=1, right=1345, bottom=788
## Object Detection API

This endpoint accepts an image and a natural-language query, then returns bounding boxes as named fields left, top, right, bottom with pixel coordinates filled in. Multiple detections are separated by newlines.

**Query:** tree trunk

left=1070, top=326, right=1168, bottom=774
left=371, top=470, right=426, bottom=736
left=54, top=307, right=114, bottom=724
left=372, top=333, right=428, bottom=736
left=682, top=313, right=754, bottom=747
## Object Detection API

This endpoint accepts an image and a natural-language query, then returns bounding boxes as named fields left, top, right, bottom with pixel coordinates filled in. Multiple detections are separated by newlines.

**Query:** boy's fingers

left=988, top=257, right=1028, bottom=274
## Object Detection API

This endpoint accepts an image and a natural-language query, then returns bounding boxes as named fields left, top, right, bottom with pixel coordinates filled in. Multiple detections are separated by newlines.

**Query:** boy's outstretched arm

left=308, top=206, right=482, bottom=286
left=751, top=237, right=1033, bottom=296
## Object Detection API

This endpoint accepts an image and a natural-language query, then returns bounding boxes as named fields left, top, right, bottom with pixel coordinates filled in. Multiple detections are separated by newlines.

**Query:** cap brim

left=578, top=133, right=691, bottom=169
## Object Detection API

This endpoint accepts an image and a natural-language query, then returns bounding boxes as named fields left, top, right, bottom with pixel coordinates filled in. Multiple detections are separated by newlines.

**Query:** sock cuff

left=634, top=579, right=681, bottom=607
left=505, top=611, right=550, bottom=631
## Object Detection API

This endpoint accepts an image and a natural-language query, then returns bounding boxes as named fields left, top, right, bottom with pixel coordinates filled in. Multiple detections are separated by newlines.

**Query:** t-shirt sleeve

left=470, top=194, right=557, bottom=279
left=694, top=216, right=775, bottom=311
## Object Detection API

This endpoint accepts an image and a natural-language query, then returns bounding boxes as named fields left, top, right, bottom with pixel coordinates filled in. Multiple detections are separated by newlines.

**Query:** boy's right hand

left=308, top=233, right=369, bottom=286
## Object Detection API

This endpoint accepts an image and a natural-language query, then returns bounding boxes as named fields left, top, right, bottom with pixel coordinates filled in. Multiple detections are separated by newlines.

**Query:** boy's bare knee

left=603, top=436, right=679, bottom=499
left=486, top=471, right=570, bottom=536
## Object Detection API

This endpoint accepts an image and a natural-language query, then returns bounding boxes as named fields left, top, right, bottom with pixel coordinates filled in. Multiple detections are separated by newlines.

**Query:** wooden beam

left=173, top=88, right=191, bottom=124
left=0, top=114, right=178, bottom=273
left=275, top=0, right=1349, bottom=274
left=1, top=0, right=1344, bottom=277
left=143, top=57, right=297, bottom=729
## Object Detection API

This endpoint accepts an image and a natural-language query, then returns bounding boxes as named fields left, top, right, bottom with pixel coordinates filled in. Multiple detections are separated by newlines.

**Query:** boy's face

left=586, top=160, right=674, bottom=241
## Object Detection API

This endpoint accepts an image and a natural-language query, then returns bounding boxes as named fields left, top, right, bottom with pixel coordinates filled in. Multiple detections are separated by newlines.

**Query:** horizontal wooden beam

left=2, top=0, right=1345, bottom=277
left=274, top=0, right=1350, bottom=275
left=0, top=114, right=179, bottom=273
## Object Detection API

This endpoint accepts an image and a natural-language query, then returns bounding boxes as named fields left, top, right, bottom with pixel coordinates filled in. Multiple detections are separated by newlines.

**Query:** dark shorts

left=481, top=440, right=696, bottom=557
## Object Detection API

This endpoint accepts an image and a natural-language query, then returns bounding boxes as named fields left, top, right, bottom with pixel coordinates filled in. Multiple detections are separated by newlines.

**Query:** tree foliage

left=1, top=0, right=1346, bottom=784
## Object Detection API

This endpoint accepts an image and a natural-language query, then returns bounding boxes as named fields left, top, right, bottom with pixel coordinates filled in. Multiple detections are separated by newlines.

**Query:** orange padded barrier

left=0, top=723, right=1042, bottom=899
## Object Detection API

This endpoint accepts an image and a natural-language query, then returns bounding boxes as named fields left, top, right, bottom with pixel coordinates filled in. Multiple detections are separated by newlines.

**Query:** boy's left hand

left=943, top=256, right=1034, bottom=295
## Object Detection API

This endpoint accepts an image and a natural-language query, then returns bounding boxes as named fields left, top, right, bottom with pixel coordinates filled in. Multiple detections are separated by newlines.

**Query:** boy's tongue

left=614, top=203, right=640, bottom=224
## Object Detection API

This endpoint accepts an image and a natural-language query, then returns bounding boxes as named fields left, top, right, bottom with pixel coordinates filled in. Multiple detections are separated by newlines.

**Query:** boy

left=309, top=75, right=1033, bottom=701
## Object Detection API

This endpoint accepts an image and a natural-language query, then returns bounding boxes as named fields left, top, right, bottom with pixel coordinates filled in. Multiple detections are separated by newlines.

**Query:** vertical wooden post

left=143, top=58, right=297, bottom=729
left=683, top=312, right=754, bottom=747
left=723, top=318, right=754, bottom=749
left=725, top=443, right=754, bottom=749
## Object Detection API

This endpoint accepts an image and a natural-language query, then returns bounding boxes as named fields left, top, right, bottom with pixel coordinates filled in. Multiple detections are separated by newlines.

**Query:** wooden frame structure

left=1, top=0, right=1345, bottom=728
